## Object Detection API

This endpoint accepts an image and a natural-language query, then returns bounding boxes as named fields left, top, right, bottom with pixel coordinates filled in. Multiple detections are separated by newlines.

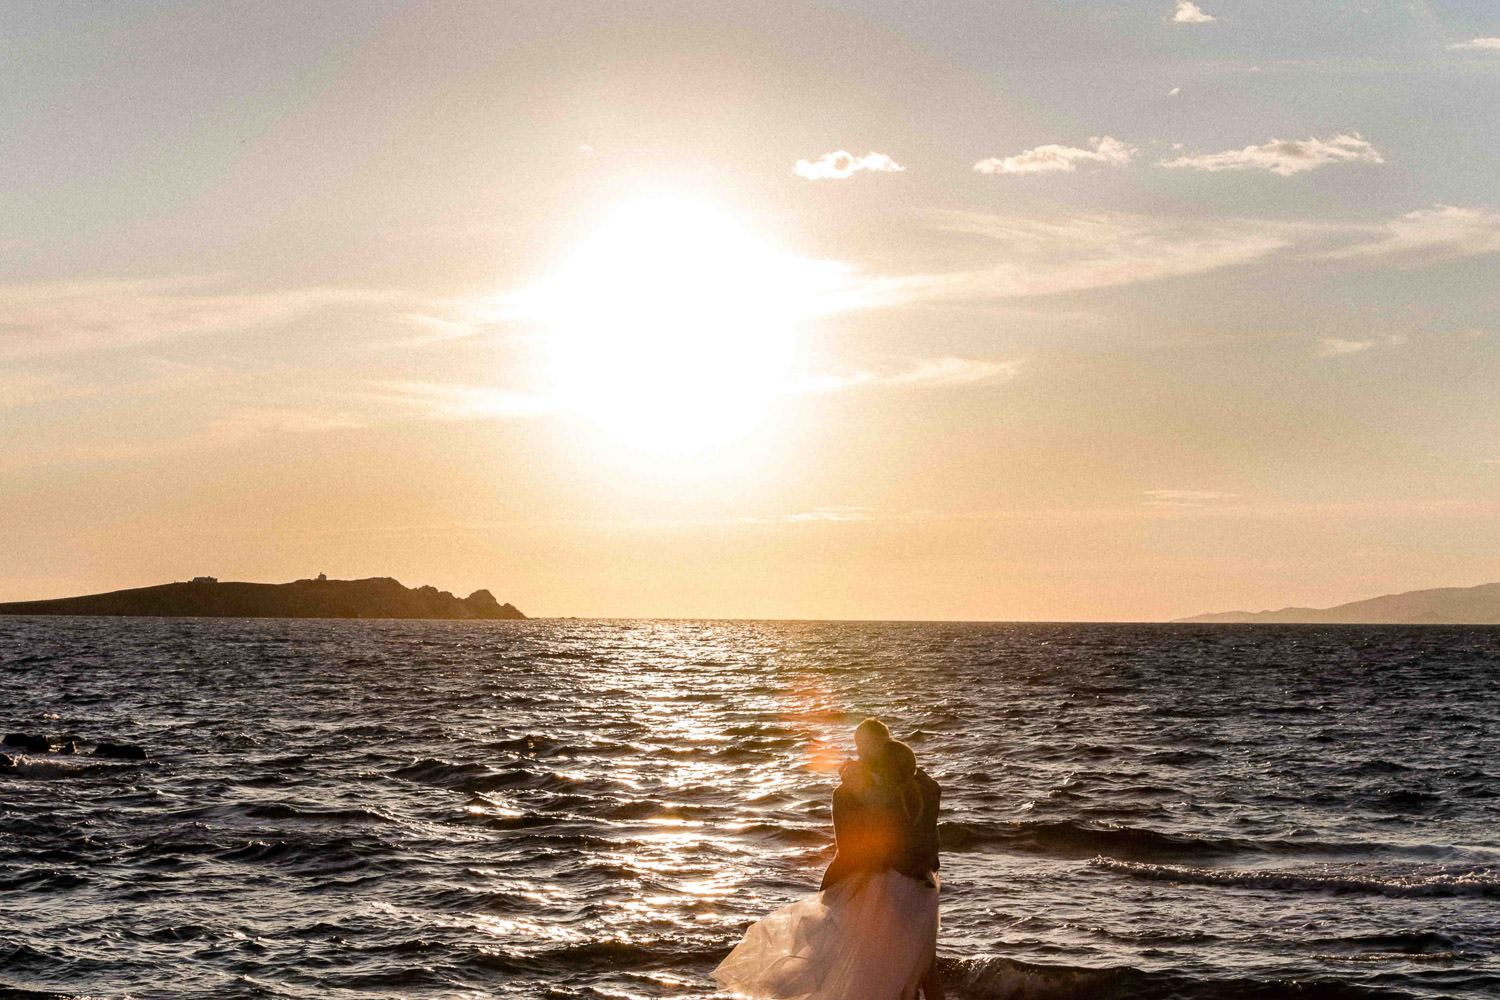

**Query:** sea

left=1, top=617, right=1497, bottom=1000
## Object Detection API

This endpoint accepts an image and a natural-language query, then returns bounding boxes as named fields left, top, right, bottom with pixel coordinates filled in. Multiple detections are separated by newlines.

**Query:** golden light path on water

left=452, top=631, right=853, bottom=991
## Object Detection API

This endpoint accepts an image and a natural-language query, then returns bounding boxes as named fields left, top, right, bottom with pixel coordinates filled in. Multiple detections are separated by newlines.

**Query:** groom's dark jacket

left=821, top=767, right=941, bottom=891
left=908, top=767, right=942, bottom=877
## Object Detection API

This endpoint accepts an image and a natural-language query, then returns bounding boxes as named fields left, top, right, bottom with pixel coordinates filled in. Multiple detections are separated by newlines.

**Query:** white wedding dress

left=713, top=869, right=940, bottom=1000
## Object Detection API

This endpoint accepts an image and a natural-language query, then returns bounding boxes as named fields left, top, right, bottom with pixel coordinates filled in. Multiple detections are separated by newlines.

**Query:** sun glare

left=534, top=197, right=824, bottom=454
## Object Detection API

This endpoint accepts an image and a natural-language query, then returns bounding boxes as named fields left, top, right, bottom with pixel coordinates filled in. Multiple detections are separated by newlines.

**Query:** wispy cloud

left=206, top=408, right=371, bottom=437
left=0, top=390, right=382, bottom=474
left=394, top=311, right=488, bottom=346
left=973, top=136, right=1135, bottom=176
left=365, top=380, right=560, bottom=420
left=1323, top=205, right=1500, bottom=262
left=866, top=210, right=1294, bottom=302
left=1173, top=1, right=1215, bottom=24
left=0, top=372, right=69, bottom=409
left=1160, top=134, right=1383, bottom=176
left=1316, top=337, right=1374, bottom=357
left=791, top=357, right=1019, bottom=394
left=1140, top=491, right=1236, bottom=512
left=1144, top=489, right=1238, bottom=505
left=793, top=150, right=905, bottom=180
left=0, top=279, right=399, bottom=359
left=0, top=358, right=222, bottom=410
left=1449, top=38, right=1500, bottom=51
left=747, top=506, right=877, bottom=524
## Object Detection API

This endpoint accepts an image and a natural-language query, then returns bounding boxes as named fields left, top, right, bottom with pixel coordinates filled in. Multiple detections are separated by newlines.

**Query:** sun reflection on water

left=439, top=623, right=872, bottom=993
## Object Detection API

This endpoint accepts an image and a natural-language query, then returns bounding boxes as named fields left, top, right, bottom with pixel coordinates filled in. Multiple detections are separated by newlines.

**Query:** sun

left=533, top=197, right=824, bottom=454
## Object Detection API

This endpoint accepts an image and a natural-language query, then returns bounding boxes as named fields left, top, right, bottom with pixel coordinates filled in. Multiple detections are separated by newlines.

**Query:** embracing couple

left=715, top=718, right=945, bottom=1000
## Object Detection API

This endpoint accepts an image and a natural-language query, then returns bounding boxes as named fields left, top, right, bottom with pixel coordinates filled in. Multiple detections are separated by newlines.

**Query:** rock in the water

left=0, top=753, right=16, bottom=771
left=94, top=742, right=147, bottom=760
left=3, top=733, right=50, bottom=753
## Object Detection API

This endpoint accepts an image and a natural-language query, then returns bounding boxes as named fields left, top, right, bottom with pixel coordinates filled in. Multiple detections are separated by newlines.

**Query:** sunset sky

left=4, top=1, right=1499, bottom=620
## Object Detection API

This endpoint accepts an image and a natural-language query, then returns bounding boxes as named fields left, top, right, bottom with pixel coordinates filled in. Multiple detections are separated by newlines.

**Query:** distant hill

left=1177, top=581, right=1500, bottom=624
left=0, top=577, right=526, bottom=621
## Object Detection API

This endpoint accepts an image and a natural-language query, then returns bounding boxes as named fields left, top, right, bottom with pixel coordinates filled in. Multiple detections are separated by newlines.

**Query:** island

left=0, top=576, right=526, bottom=621
left=1176, top=580, right=1500, bottom=624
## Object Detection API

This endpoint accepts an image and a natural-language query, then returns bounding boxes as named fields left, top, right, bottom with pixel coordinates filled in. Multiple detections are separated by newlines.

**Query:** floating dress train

left=713, top=870, right=939, bottom=1000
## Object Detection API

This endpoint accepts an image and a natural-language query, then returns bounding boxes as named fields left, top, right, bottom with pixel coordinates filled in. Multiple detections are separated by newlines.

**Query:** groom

left=822, top=717, right=945, bottom=999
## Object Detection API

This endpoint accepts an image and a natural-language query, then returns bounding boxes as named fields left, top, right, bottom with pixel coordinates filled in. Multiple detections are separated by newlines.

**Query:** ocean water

left=1, top=617, right=1498, bottom=1000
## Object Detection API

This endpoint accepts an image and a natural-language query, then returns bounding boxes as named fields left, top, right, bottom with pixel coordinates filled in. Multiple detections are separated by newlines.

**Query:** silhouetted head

left=873, top=739, right=921, bottom=822
left=854, top=717, right=891, bottom=763
left=839, top=759, right=876, bottom=796
left=873, top=739, right=917, bottom=783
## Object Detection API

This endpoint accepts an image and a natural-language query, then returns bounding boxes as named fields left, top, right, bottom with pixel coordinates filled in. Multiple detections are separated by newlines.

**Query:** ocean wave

left=1305, top=931, right=1467, bottom=955
left=137, top=923, right=216, bottom=943
left=242, top=803, right=396, bottom=824
left=939, top=819, right=1293, bottom=860
left=1311, top=952, right=1470, bottom=963
left=427, top=886, right=544, bottom=914
left=215, top=835, right=392, bottom=872
left=1349, top=759, right=1414, bottom=775
left=940, top=819, right=1460, bottom=861
left=485, top=734, right=576, bottom=756
left=419, top=762, right=635, bottom=798
left=1142, top=748, right=1220, bottom=766
left=0, top=755, right=127, bottom=780
left=941, top=819, right=1215, bottom=859
left=723, top=821, right=830, bottom=846
left=318, top=967, right=456, bottom=992
left=648, top=744, right=772, bottom=762
left=1091, top=858, right=1500, bottom=898
left=0, top=943, right=115, bottom=981
left=391, top=756, right=498, bottom=788
left=0, top=870, right=89, bottom=892
left=461, top=939, right=728, bottom=976
left=941, top=955, right=1416, bottom=1000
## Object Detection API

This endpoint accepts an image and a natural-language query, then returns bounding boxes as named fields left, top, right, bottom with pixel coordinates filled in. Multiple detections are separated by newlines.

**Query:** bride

left=714, top=722, right=943, bottom=1000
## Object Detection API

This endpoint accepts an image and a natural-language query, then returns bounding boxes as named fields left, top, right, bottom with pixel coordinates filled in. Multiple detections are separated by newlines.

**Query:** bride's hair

left=854, top=717, right=891, bottom=743
left=873, top=739, right=921, bottom=823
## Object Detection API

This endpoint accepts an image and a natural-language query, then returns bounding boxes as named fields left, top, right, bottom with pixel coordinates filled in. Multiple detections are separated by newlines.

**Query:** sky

left=3, top=0, right=1499, bottom=621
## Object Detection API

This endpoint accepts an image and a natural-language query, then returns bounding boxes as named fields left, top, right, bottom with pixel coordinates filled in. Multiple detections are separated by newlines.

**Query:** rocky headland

left=1177, top=580, right=1500, bottom=624
left=0, top=576, right=526, bottom=621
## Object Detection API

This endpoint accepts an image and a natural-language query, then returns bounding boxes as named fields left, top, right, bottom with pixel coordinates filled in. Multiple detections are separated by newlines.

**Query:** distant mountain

left=0, top=577, right=526, bottom=621
left=1177, top=581, right=1500, bottom=624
